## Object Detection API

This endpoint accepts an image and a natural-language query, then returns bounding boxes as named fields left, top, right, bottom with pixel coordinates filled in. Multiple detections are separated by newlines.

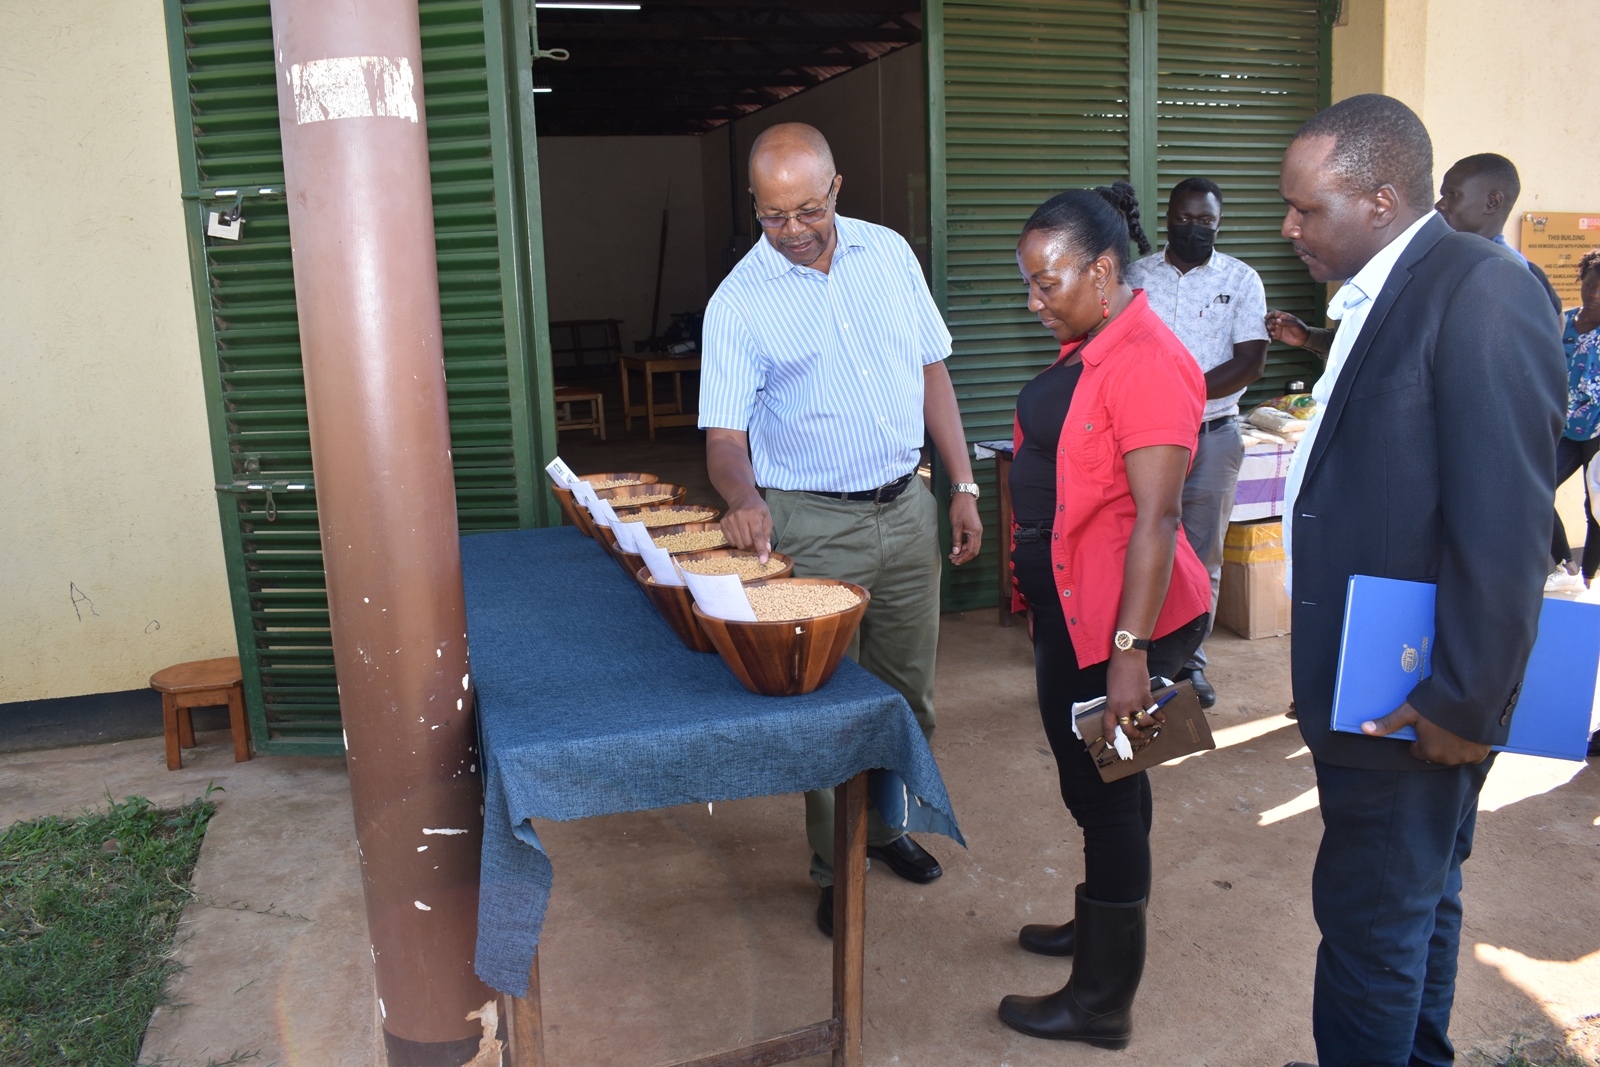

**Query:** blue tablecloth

left=462, top=527, right=964, bottom=996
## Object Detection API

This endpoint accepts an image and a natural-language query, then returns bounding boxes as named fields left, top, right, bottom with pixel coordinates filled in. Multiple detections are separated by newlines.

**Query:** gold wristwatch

left=1113, top=629, right=1152, bottom=652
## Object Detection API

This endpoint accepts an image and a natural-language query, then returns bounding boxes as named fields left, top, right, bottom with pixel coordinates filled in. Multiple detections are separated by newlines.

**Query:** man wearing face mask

left=1123, top=177, right=1270, bottom=708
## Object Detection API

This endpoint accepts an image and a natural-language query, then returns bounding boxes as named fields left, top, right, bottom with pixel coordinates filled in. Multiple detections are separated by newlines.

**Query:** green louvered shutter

left=928, top=0, right=1137, bottom=612
left=1155, top=0, right=1331, bottom=407
left=164, top=0, right=556, bottom=754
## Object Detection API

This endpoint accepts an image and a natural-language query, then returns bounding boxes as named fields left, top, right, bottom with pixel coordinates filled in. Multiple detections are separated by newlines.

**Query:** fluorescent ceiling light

left=535, top=2, right=640, bottom=8
left=532, top=87, right=554, bottom=93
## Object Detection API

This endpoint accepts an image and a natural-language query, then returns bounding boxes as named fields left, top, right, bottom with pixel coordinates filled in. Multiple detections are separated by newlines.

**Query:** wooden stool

left=150, top=656, right=250, bottom=771
left=552, top=385, right=606, bottom=440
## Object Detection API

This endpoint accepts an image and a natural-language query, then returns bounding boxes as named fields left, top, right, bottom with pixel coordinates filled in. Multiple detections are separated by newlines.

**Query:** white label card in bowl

left=641, top=544, right=684, bottom=586
left=613, top=520, right=649, bottom=553
left=571, top=481, right=599, bottom=505
left=586, top=498, right=620, bottom=528
left=545, top=457, right=580, bottom=488
left=681, top=571, right=757, bottom=622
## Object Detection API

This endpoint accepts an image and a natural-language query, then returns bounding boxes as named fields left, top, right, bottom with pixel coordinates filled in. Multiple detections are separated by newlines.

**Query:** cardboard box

left=1216, top=520, right=1291, bottom=639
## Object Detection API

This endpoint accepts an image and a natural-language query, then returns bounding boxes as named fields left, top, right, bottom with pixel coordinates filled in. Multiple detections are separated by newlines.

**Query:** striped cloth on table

left=699, top=214, right=952, bottom=494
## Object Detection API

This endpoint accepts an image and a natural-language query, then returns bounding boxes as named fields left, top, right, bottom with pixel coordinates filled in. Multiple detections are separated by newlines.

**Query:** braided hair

left=1021, top=180, right=1152, bottom=278
left=1580, top=248, right=1600, bottom=281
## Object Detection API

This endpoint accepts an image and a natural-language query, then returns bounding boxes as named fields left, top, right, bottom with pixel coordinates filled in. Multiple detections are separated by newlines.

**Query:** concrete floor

left=5, top=612, right=1597, bottom=1067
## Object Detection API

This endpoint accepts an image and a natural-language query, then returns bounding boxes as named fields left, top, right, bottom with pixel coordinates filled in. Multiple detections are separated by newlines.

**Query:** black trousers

left=1013, top=540, right=1206, bottom=904
left=1552, top=435, right=1600, bottom=577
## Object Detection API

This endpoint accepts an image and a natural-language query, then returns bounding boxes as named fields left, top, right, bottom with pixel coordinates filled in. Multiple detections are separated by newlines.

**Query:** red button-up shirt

left=1011, top=290, right=1212, bottom=666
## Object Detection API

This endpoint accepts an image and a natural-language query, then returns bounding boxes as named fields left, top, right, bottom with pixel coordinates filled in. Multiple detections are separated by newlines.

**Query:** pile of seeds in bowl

left=586, top=477, right=646, bottom=490
left=677, top=555, right=785, bottom=580
left=610, top=492, right=678, bottom=508
left=745, top=583, right=861, bottom=621
left=635, top=507, right=717, bottom=527
left=653, top=529, right=728, bottom=552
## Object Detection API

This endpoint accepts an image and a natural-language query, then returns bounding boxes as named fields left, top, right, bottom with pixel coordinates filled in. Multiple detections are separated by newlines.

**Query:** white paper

left=544, top=456, right=580, bottom=488
left=571, top=480, right=599, bottom=506
left=680, top=571, right=757, bottom=622
left=206, top=211, right=243, bottom=240
left=586, top=498, right=620, bottom=528
left=641, top=544, right=684, bottom=586
left=613, top=520, right=649, bottom=553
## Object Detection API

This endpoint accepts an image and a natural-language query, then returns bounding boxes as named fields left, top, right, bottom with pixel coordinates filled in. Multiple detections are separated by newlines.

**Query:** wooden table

left=996, top=448, right=1017, bottom=627
left=619, top=354, right=701, bottom=440
left=505, top=773, right=869, bottom=1067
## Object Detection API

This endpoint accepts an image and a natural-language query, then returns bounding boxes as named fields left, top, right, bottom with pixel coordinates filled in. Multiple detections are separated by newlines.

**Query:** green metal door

left=1156, top=0, right=1332, bottom=406
left=926, top=0, right=1335, bottom=612
left=164, top=0, right=558, bottom=754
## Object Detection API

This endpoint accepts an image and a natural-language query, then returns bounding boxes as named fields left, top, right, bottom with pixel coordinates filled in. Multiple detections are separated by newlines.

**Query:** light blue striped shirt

left=699, top=215, right=952, bottom=493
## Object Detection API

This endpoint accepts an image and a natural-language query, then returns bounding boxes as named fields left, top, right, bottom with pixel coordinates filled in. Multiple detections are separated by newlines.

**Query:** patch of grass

left=0, top=792, right=217, bottom=1065
left=1488, top=1034, right=1593, bottom=1067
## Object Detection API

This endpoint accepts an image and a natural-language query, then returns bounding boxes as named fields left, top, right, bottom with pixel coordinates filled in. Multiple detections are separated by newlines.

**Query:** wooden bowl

left=552, top=472, right=658, bottom=538
left=692, top=578, right=871, bottom=696
left=673, top=548, right=795, bottom=583
left=620, top=503, right=723, bottom=528
left=601, top=482, right=687, bottom=510
left=635, top=566, right=717, bottom=652
left=647, top=521, right=730, bottom=555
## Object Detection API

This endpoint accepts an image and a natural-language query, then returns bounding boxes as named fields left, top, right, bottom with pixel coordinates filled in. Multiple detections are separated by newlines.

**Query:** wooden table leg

left=227, top=687, right=252, bottom=762
left=645, top=365, right=658, bottom=441
left=620, top=361, right=633, bottom=433
left=162, top=693, right=182, bottom=771
left=506, top=953, right=546, bottom=1066
left=177, top=701, right=197, bottom=749
left=672, top=370, right=684, bottom=417
left=831, top=771, right=867, bottom=1067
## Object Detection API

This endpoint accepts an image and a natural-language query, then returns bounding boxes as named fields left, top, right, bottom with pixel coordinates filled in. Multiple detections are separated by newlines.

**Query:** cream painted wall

left=1334, top=0, right=1599, bottom=253
left=1, top=2, right=235, bottom=702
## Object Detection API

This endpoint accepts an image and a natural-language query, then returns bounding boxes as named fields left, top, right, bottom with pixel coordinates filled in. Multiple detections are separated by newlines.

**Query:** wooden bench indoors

left=150, top=656, right=251, bottom=770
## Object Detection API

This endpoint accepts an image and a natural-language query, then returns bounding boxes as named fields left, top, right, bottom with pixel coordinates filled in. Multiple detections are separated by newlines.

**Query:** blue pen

left=1139, top=690, right=1179, bottom=719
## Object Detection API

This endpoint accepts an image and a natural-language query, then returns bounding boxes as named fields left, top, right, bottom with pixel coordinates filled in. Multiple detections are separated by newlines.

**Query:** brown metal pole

left=269, top=3, right=496, bottom=1062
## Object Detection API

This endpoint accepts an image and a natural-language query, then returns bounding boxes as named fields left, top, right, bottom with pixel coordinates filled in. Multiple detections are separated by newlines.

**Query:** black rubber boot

left=1017, top=920, right=1074, bottom=956
left=998, top=884, right=1146, bottom=1048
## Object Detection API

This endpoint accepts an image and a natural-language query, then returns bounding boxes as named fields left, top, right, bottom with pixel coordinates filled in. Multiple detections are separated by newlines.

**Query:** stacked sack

left=1240, top=394, right=1317, bottom=447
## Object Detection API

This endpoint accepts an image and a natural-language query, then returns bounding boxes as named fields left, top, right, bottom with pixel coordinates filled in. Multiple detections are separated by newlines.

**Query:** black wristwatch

left=1112, top=629, right=1152, bottom=652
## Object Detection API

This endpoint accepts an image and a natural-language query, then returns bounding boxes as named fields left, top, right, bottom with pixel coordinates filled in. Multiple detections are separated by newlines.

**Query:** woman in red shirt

left=997, top=182, right=1212, bottom=1048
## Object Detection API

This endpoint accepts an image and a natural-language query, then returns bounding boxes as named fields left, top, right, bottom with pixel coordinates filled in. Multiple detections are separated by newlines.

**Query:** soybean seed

left=745, top=584, right=861, bottom=621
left=677, top=555, right=785, bottom=580
left=587, top=478, right=645, bottom=490
left=636, top=508, right=717, bottom=527
left=653, top=530, right=728, bottom=552
left=610, top=493, right=678, bottom=508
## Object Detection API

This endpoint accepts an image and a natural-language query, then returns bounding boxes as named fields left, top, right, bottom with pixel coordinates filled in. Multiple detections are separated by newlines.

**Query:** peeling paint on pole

left=268, top=0, right=495, bottom=1062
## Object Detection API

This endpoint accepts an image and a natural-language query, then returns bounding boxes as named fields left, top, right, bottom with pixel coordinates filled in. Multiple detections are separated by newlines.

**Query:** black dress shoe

left=1182, top=667, right=1217, bottom=708
left=1018, top=920, right=1075, bottom=956
left=816, top=886, right=833, bottom=938
left=867, top=835, right=943, bottom=883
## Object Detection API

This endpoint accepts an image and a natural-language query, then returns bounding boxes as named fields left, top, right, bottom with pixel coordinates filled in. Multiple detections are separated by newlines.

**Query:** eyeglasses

left=753, top=176, right=838, bottom=229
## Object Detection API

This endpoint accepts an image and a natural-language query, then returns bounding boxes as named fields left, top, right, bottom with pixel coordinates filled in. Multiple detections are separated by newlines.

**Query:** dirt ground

left=4, top=611, right=1596, bottom=1067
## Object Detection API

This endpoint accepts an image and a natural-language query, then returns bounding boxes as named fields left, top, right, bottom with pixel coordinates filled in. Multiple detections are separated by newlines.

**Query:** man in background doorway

left=699, top=122, right=983, bottom=937
left=1435, top=152, right=1562, bottom=315
left=1124, top=177, right=1269, bottom=708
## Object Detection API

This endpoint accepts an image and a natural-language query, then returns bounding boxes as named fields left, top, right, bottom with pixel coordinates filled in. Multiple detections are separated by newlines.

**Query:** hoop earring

left=1100, top=294, right=1110, bottom=320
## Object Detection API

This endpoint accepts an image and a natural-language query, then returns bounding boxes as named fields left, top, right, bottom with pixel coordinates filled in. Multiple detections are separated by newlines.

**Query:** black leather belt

left=804, top=471, right=916, bottom=504
left=1012, top=518, right=1053, bottom=544
left=1199, top=415, right=1237, bottom=435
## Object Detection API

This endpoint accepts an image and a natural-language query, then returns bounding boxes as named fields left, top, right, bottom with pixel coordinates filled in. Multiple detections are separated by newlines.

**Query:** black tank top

left=1009, top=357, right=1084, bottom=522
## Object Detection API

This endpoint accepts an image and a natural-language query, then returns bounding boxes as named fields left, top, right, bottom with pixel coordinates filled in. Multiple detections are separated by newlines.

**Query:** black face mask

left=1167, top=222, right=1217, bottom=264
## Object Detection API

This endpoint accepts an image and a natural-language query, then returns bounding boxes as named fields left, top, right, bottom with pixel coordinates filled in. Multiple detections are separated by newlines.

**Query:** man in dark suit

left=1275, top=95, right=1566, bottom=1067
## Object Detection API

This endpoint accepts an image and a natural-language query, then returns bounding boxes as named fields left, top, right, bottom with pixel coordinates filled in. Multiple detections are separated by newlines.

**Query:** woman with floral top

left=1553, top=249, right=1600, bottom=576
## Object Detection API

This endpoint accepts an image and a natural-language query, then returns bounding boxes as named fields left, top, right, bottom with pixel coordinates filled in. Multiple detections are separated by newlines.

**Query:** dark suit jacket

left=1291, top=215, right=1567, bottom=772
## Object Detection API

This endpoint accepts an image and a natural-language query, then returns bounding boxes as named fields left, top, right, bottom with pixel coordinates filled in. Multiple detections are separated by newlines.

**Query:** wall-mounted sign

left=1522, top=213, right=1600, bottom=309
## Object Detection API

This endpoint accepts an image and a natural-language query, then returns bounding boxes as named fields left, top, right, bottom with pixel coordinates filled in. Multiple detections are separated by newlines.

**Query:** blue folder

left=1330, top=575, right=1599, bottom=761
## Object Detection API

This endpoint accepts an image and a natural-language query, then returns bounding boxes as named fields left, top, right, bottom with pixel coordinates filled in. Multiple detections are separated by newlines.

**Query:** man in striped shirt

left=700, top=123, right=982, bottom=937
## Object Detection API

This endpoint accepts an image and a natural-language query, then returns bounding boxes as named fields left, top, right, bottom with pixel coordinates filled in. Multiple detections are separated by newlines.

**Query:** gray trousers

left=1179, top=419, right=1245, bottom=671
left=766, top=479, right=941, bottom=888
